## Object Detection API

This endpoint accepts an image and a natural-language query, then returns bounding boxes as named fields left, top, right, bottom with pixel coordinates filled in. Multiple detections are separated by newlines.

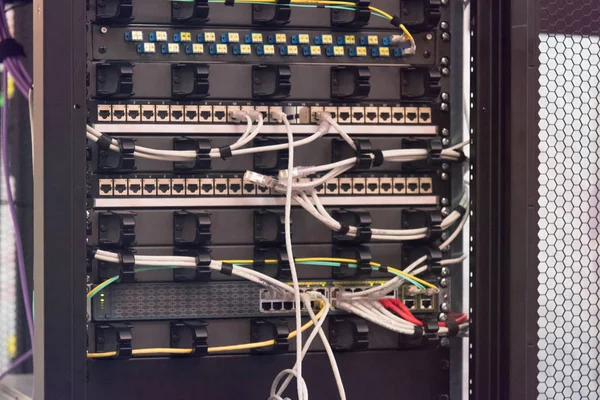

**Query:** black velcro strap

left=220, top=262, right=234, bottom=276
left=372, top=149, right=384, bottom=167
left=224, top=0, right=235, bottom=6
left=455, top=205, right=467, bottom=216
left=390, top=15, right=402, bottom=27
left=277, top=0, right=290, bottom=4
left=412, top=326, right=423, bottom=338
left=0, top=38, right=25, bottom=63
left=338, top=223, right=350, bottom=235
left=218, top=146, right=233, bottom=160
left=96, top=134, right=112, bottom=151
left=424, top=320, right=439, bottom=335
left=378, top=266, right=387, bottom=273
left=446, top=319, right=459, bottom=337
left=87, top=246, right=99, bottom=259
left=339, top=263, right=349, bottom=269
left=253, top=258, right=265, bottom=269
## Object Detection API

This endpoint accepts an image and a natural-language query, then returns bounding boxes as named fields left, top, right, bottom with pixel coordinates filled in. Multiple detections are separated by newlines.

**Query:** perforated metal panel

left=538, top=33, right=600, bottom=399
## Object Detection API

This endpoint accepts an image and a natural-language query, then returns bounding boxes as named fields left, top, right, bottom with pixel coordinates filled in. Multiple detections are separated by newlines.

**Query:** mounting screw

left=440, top=302, right=450, bottom=312
left=441, top=128, right=450, bottom=136
left=441, top=0, right=448, bottom=5
left=441, top=92, right=450, bottom=101
left=426, top=33, right=434, bottom=41
left=100, top=26, right=108, bottom=34
left=441, top=57, right=450, bottom=66
left=441, top=266, right=451, bottom=277
left=100, top=224, right=107, bottom=232
left=441, top=197, right=449, bottom=206
left=441, top=207, right=449, bottom=216
left=442, top=137, right=450, bottom=146
left=441, top=67, right=450, bottom=76
left=439, top=278, right=449, bottom=288
left=440, top=103, right=449, bottom=112
left=440, top=21, right=449, bottom=30
left=99, top=45, right=107, bottom=54
left=441, top=172, right=449, bottom=180
left=440, top=338, right=450, bottom=348
left=86, top=210, right=90, bottom=219
left=423, top=50, right=431, bottom=58
left=441, top=32, right=451, bottom=42
left=441, top=232, right=448, bottom=240
left=438, top=313, right=447, bottom=321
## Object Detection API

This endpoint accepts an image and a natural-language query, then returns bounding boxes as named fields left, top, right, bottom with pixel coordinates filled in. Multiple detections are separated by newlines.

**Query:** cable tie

left=390, top=15, right=402, bottom=27
left=0, top=38, right=25, bottom=63
left=338, top=223, right=350, bottom=235
left=424, top=320, right=439, bottom=335
left=220, top=262, right=234, bottom=276
left=456, top=150, right=468, bottom=163
left=445, top=318, right=459, bottom=337
left=378, top=266, right=387, bottom=273
left=253, top=258, right=265, bottom=269
left=455, top=205, right=467, bottom=217
left=96, top=134, right=113, bottom=151
left=224, top=0, right=235, bottom=6
left=87, top=246, right=99, bottom=259
left=371, top=149, right=384, bottom=167
left=287, top=113, right=299, bottom=121
left=412, top=325, right=423, bottom=337
left=218, top=145, right=233, bottom=160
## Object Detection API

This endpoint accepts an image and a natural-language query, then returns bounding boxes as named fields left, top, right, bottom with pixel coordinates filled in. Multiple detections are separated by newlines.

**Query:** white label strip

left=93, top=124, right=438, bottom=136
left=94, top=196, right=438, bottom=208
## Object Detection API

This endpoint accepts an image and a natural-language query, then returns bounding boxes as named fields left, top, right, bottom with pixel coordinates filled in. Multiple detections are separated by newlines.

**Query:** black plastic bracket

left=253, top=137, right=289, bottom=172
left=329, top=316, right=369, bottom=351
left=254, top=210, right=286, bottom=245
left=354, top=139, right=374, bottom=169
left=404, top=245, right=443, bottom=274
left=173, top=211, right=212, bottom=246
left=171, top=0, right=209, bottom=24
left=254, top=246, right=290, bottom=279
left=331, top=66, right=370, bottom=101
left=252, top=65, right=291, bottom=100
left=171, top=64, right=210, bottom=98
left=400, top=67, right=442, bottom=100
left=401, top=209, right=443, bottom=241
left=332, top=209, right=372, bottom=243
left=95, top=323, right=133, bottom=359
left=98, top=138, right=136, bottom=172
left=172, top=137, right=212, bottom=171
left=96, top=62, right=134, bottom=98
left=96, top=0, right=134, bottom=23
left=427, top=138, right=443, bottom=163
left=251, top=319, right=289, bottom=353
left=330, top=0, right=371, bottom=28
left=173, top=248, right=212, bottom=282
left=400, top=0, right=442, bottom=30
left=170, top=320, right=209, bottom=357
left=118, top=249, right=136, bottom=283
left=98, top=211, right=136, bottom=247
left=332, top=245, right=372, bottom=278
left=252, top=0, right=291, bottom=25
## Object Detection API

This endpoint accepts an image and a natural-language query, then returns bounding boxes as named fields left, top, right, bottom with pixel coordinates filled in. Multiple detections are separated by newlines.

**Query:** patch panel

left=419, top=177, right=433, bottom=194
left=97, top=104, right=112, bottom=122
left=393, top=177, right=406, bottom=194
left=213, top=106, right=227, bottom=122
left=141, top=105, right=155, bottom=122
left=199, top=178, right=214, bottom=195
left=111, top=105, right=126, bottom=122
left=169, top=105, right=184, bottom=122
left=418, top=107, right=432, bottom=124
left=352, top=177, right=366, bottom=195
left=351, top=106, right=365, bottom=123
left=126, top=105, right=141, bottom=122
left=199, top=105, right=212, bottom=122
left=157, top=178, right=171, bottom=196
left=214, top=178, right=228, bottom=195
left=142, top=178, right=157, bottom=196
left=156, top=105, right=170, bottom=122
left=392, top=107, right=405, bottom=123
left=406, top=177, right=420, bottom=194
left=365, top=106, right=378, bottom=123
left=366, top=177, right=380, bottom=194
left=228, top=178, right=242, bottom=195
left=186, top=178, right=200, bottom=196
left=405, top=107, right=419, bottom=124
left=339, top=178, right=352, bottom=195
left=98, top=179, right=113, bottom=196
left=184, top=105, right=198, bottom=122
left=379, top=177, right=393, bottom=194
left=127, top=178, right=142, bottom=195
left=171, top=178, right=186, bottom=195
left=113, top=179, right=128, bottom=196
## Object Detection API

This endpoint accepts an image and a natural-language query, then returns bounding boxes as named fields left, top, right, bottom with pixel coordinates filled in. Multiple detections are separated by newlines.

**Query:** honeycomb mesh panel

left=538, top=33, right=600, bottom=399
left=540, top=0, right=600, bottom=35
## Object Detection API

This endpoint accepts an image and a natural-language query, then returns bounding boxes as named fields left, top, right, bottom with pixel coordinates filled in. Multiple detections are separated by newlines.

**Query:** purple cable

left=1, top=67, right=34, bottom=345
left=0, top=349, right=33, bottom=382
